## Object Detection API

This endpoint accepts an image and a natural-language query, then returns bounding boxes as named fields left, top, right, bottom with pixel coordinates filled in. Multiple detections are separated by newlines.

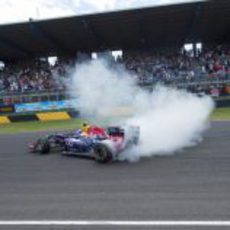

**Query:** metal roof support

left=29, top=19, right=72, bottom=55
left=137, top=15, right=146, bottom=48
left=82, top=18, right=105, bottom=50
left=183, top=2, right=204, bottom=45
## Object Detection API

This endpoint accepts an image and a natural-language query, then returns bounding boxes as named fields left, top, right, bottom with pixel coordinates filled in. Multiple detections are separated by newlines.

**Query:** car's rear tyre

left=94, top=143, right=113, bottom=163
left=35, top=139, right=50, bottom=154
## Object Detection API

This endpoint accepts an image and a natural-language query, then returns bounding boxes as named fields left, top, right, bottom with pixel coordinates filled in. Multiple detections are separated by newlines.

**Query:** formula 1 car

left=28, top=132, right=72, bottom=154
left=28, top=125, right=140, bottom=163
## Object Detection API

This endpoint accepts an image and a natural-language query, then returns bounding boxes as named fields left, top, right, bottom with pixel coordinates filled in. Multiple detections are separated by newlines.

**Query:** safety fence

left=1, top=81, right=230, bottom=124
left=1, top=79, right=230, bottom=105
left=0, top=91, right=68, bottom=105
left=0, top=99, right=78, bottom=115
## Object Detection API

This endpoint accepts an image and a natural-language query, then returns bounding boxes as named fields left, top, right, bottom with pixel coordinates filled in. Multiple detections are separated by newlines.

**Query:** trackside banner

left=14, top=100, right=78, bottom=113
left=0, top=104, right=15, bottom=114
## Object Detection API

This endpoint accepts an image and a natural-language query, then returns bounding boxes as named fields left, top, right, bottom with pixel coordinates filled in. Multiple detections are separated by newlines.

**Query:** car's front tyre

left=35, top=139, right=50, bottom=154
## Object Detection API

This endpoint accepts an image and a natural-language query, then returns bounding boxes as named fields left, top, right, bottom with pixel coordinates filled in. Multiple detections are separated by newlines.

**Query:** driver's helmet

left=81, top=123, right=91, bottom=133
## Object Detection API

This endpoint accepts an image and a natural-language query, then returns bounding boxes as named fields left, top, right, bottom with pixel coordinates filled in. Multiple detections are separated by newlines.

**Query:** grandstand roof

left=0, top=0, right=230, bottom=61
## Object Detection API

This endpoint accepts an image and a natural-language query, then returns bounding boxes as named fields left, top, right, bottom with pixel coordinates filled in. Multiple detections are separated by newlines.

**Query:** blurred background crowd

left=1, top=45, right=230, bottom=99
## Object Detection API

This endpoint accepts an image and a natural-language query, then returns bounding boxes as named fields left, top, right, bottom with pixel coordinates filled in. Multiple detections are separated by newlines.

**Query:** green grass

left=0, top=119, right=85, bottom=134
left=210, top=108, right=230, bottom=121
left=0, top=117, right=116, bottom=134
left=1, top=108, right=230, bottom=134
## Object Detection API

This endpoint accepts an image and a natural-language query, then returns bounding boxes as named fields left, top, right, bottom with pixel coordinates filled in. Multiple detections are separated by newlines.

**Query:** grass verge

left=0, top=119, right=85, bottom=134
left=1, top=108, right=230, bottom=134
left=210, top=108, right=230, bottom=121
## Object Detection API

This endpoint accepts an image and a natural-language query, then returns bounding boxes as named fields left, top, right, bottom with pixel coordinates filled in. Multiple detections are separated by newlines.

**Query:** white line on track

left=0, top=221, right=230, bottom=226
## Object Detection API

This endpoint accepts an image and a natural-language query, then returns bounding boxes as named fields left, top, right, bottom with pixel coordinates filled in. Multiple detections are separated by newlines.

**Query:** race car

left=28, top=132, right=78, bottom=154
left=29, top=125, right=140, bottom=163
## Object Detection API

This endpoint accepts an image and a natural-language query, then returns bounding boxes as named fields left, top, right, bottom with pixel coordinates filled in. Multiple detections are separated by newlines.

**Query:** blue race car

left=29, top=126, right=140, bottom=163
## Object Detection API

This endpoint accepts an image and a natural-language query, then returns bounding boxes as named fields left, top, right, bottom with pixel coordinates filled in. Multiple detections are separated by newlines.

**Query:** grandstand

left=1, top=0, right=230, bottom=113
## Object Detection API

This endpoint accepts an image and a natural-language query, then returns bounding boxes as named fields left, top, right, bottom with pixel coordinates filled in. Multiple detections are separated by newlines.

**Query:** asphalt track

left=0, top=121, right=230, bottom=230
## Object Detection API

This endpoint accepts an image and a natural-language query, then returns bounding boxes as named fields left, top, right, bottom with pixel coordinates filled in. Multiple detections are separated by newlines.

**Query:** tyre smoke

left=69, top=59, right=214, bottom=161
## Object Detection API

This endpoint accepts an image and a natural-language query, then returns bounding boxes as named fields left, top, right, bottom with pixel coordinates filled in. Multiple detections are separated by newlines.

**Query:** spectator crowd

left=1, top=45, right=230, bottom=98
left=0, top=59, right=73, bottom=95
left=121, top=45, right=230, bottom=85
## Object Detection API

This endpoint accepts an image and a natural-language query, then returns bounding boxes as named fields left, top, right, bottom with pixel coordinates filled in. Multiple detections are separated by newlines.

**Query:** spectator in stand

left=0, top=59, right=73, bottom=94
left=0, top=45, right=230, bottom=96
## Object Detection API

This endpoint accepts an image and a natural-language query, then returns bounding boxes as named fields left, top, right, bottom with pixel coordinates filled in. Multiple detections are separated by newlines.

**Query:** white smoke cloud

left=70, top=60, right=138, bottom=117
left=69, top=59, right=214, bottom=161
left=122, top=87, right=213, bottom=161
